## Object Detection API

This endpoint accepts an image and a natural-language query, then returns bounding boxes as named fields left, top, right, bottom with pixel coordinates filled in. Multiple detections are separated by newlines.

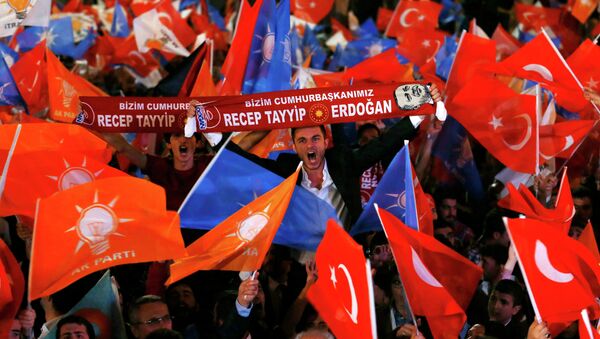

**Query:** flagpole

left=0, top=123, right=21, bottom=197
left=503, top=217, right=544, bottom=323
left=374, top=203, right=420, bottom=334
left=443, top=30, right=466, bottom=103
left=580, top=309, right=596, bottom=339
left=535, top=85, right=541, bottom=175
left=594, top=34, right=600, bottom=45
left=177, top=133, right=233, bottom=215
left=541, top=28, right=600, bottom=116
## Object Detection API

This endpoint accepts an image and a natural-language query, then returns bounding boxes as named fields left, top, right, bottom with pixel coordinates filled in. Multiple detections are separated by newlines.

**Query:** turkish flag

left=307, top=220, right=377, bottom=339
left=494, top=32, right=588, bottom=113
left=570, top=0, right=598, bottom=23
left=506, top=217, right=600, bottom=331
left=445, top=32, right=496, bottom=103
left=579, top=221, right=600, bottom=264
left=189, top=58, right=217, bottom=96
left=0, top=239, right=24, bottom=339
left=130, top=0, right=161, bottom=16
left=385, top=0, right=442, bottom=38
left=292, top=0, right=333, bottom=23
left=218, top=0, right=264, bottom=95
left=491, top=24, right=521, bottom=60
left=377, top=7, right=394, bottom=32
left=29, top=177, right=186, bottom=300
left=567, top=39, right=600, bottom=119
left=396, top=27, right=446, bottom=66
left=0, top=150, right=126, bottom=219
left=539, top=120, right=596, bottom=161
left=378, top=207, right=481, bottom=338
left=414, top=174, right=434, bottom=236
left=449, top=75, right=538, bottom=173
left=110, top=35, right=161, bottom=77
left=46, top=49, right=107, bottom=123
left=11, top=42, right=48, bottom=114
left=498, top=170, right=574, bottom=233
left=167, top=166, right=299, bottom=283
left=514, top=2, right=562, bottom=31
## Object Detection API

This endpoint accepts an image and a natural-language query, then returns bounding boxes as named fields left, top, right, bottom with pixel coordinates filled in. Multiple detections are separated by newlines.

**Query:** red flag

left=130, top=0, right=161, bottom=16
left=331, top=17, right=354, bottom=42
left=0, top=150, right=126, bottom=219
left=514, top=3, right=562, bottom=31
left=293, top=0, right=333, bottom=24
left=29, top=177, right=186, bottom=300
left=189, top=51, right=216, bottom=97
left=46, top=49, right=107, bottom=123
left=498, top=170, right=574, bottom=233
left=445, top=32, right=496, bottom=103
left=579, top=222, right=600, bottom=264
left=506, top=217, right=600, bottom=329
left=539, top=120, right=596, bottom=161
left=385, top=0, right=442, bottom=38
left=449, top=76, right=538, bottom=173
left=492, top=24, right=521, bottom=60
left=494, top=32, right=588, bottom=112
left=0, top=240, right=24, bottom=339
left=307, top=220, right=377, bottom=339
left=396, top=27, right=446, bottom=66
left=570, top=0, right=598, bottom=23
left=110, top=35, right=161, bottom=77
left=12, top=43, right=48, bottom=114
left=376, top=7, right=393, bottom=32
left=567, top=39, right=600, bottom=118
left=414, top=176, right=434, bottom=236
left=378, top=207, right=481, bottom=338
left=218, top=0, right=264, bottom=95
left=167, top=166, right=300, bottom=283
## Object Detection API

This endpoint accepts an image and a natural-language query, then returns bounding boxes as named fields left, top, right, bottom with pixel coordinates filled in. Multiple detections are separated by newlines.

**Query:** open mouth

left=307, top=151, right=316, bottom=161
left=179, top=145, right=189, bottom=155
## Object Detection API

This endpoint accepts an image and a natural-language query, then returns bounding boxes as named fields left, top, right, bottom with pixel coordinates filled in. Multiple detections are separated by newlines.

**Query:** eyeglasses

left=133, top=315, right=173, bottom=327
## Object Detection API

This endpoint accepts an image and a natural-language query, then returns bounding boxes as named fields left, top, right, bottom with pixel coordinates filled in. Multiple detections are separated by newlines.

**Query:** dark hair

left=145, top=329, right=183, bottom=339
left=433, top=187, right=460, bottom=206
left=56, top=315, right=96, bottom=339
left=480, top=243, right=509, bottom=266
left=128, top=295, right=166, bottom=324
left=481, top=210, right=507, bottom=241
left=492, top=279, right=525, bottom=307
left=356, top=123, right=380, bottom=140
left=290, top=125, right=327, bottom=140
left=572, top=186, right=594, bottom=200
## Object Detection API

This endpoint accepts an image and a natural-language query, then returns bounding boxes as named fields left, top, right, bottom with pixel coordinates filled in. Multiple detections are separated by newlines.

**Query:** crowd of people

left=1, top=0, right=600, bottom=338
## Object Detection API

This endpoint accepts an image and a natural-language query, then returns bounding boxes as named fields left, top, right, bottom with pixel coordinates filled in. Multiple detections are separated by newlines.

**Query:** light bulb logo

left=225, top=204, right=271, bottom=251
left=57, top=78, right=77, bottom=108
left=47, top=157, right=105, bottom=191
left=7, top=0, right=31, bottom=20
left=66, top=192, right=131, bottom=255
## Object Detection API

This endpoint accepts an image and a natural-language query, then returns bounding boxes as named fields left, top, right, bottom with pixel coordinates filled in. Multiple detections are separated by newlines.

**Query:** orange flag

left=579, top=221, right=600, bottom=264
left=0, top=239, right=25, bottom=339
left=570, top=0, right=598, bottom=24
left=46, top=49, right=107, bottom=123
left=0, top=150, right=127, bottom=218
left=167, top=165, right=300, bottom=284
left=29, top=177, right=186, bottom=300
left=189, top=58, right=216, bottom=97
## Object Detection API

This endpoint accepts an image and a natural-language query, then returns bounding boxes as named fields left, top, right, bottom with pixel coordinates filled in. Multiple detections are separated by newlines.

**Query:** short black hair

left=356, top=123, right=380, bottom=139
left=480, top=243, right=509, bottom=266
left=145, top=329, right=183, bottom=339
left=290, top=125, right=327, bottom=140
left=56, top=315, right=96, bottom=339
left=481, top=210, right=507, bottom=241
left=492, top=279, right=525, bottom=307
left=572, top=186, right=593, bottom=200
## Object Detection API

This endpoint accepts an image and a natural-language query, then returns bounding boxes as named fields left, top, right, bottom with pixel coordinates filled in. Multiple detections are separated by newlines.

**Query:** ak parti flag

left=377, top=207, right=475, bottom=339
left=29, top=177, right=186, bottom=300
left=498, top=170, right=574, bottom=233
left=0, top=239, right=24, bottom=339
left=307, top=220, right=377, bottom=339
left=506, top=217, right=600, bottom=328
left=0, top=149, right=126, bottom=219
left=449, top=75, right=538, bottom=173
left=167, top=165, right=300, bottom=283
left=46, top=49, right=107, bottom=123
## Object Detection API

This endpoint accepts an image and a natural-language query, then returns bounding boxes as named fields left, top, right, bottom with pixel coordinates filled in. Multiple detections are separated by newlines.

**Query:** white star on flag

left=489, top=115, right=503, bottom=130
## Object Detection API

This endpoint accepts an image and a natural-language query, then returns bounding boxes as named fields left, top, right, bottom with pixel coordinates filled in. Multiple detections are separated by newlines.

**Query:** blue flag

left=179, top=146, right=340, bottom=251
left=350, top=145, right=418, bottom=235
left=45, top=271, right=127, bottom=339
left=0, top=53, right=25, bottom=107
left=431, top=116, right=485, bottom=201
left=243, top=0, right=291, bottom=93
left=302, top=25, right=327, bottom=69
left=0, top=42, right=19, bottom=67
left=439, top=0, right=462, bottom=25
left=208, top=3, right=226, bottom=31
left=111, top=0, right=130, bottom=38
left=435, top=35, right=458, bottom=80
left=47, top=17, right=76, bottom=56
left=16, top=26, right=46, bottom=53
left=340, top=37, right=396, bottom=67
left=354, top=18, right=379, bottom=39
left=179, top=0, right=198, bottom=10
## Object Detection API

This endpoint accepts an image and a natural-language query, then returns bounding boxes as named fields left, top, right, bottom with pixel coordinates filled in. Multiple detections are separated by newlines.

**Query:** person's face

left=292, top=127, right=328, bottom=171
left=59, top=323, right=90, bottom=339
left=488, top=291, right=521, bottom=324
left=481, top=256, right=501, bottom=282
left=9, top=319, right=20, bottom=338
left=168, top=134, right=197, bottom=164
left=131, top=302, right=172, bottom=339
left=574, top=197, right=593, bottom=220
left=358, top=127, right=379, bottom=146
left=492, top=231, right=511, bottom=247
left=438, top=199, right=457, bottom=224
left=394, top=84, right=427, bottom=108
left=166, top=284, right=197, bottom=314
